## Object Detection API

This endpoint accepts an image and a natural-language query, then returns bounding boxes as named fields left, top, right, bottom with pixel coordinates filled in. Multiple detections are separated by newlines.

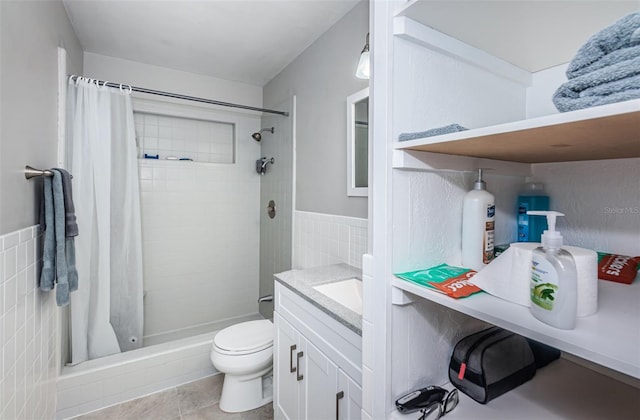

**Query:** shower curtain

left=66, top=78, right=144, bottom=363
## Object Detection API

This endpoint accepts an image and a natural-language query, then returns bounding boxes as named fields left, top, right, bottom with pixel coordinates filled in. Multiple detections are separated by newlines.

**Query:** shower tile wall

left=293, top=211, right=368, bottom=270
left=259, top=99, right=294, bottom=319
left=135, top=113, right=234, bottom=164
left=0, top=226, right=57, bottom=420
left=136, top=113, right=261, bottom=341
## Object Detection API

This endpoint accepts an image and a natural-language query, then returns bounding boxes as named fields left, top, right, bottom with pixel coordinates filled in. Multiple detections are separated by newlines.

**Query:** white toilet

left=210, top=319, right=274, bottom=413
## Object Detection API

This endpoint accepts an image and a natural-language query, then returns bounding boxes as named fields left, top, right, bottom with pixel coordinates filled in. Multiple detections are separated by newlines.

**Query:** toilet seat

left=214, top=319, right=273, bottom=355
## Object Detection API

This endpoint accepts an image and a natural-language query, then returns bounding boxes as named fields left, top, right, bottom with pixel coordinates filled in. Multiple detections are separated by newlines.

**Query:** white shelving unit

left=394, top=99, right=640, bottom=164
left=368, top=1, right=640, bottom=418
left=392, top=276, right=640, bottom=379
left=389, top=358, right=640, bottom=420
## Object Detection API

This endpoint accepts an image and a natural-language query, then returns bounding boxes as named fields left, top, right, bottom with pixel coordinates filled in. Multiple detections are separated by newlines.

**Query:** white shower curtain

left=66, top=78, right=144, bottom=363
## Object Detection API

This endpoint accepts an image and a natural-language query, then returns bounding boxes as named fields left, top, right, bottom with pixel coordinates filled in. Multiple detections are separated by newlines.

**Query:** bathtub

left=55, top=313, right=263, bottom=419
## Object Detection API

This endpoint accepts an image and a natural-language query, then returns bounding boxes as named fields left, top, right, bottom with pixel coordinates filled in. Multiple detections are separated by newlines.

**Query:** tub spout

left=258, top=294, right=273, bottom=303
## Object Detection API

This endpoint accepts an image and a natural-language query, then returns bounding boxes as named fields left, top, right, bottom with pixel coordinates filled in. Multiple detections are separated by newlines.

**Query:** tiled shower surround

left=0, top=226, right=58, bottom=420
left=293, top=211, right=368, bottom=270
left=138, top=158, right=260, bottom=340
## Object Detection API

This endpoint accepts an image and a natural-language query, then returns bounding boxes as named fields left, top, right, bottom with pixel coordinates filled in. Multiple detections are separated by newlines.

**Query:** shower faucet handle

left=258, top=294, right=273, bottom=303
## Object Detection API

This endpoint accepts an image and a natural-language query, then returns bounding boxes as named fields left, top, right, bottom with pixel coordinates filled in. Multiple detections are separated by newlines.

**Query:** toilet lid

left=214, top=320, right=273, bottom=353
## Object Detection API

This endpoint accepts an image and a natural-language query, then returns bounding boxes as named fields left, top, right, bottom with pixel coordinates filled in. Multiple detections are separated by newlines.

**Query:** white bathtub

left=55, top=313, right=263, bottom=419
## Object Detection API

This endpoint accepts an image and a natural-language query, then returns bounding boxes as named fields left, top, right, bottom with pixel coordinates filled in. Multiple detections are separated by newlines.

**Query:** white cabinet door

left=338, top=370, right=362, bottom=420
left=275, top=312, right=304, bottom=420
left=304, top=340, right=339, bottom=420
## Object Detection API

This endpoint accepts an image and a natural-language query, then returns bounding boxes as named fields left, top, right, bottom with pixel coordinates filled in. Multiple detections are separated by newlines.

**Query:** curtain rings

left=119, top=83, right=133, bottom=95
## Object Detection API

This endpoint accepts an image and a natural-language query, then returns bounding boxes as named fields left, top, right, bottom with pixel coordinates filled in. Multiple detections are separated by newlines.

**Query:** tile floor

left=74, top=375, right=273, bottom=420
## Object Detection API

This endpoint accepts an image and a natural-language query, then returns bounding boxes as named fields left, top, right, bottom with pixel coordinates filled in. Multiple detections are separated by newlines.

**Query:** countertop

left=274, top=263, right=362, bottom=336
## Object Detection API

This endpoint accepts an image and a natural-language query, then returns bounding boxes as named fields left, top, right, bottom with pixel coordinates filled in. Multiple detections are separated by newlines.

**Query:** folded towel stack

left=553, top=12, right=640, bottom=112
left=40, top=168, right=78, bottom=306
left=399, top=123, right=468, bottom=142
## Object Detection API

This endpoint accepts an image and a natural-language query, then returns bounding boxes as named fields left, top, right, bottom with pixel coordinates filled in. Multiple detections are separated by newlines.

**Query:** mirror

left=347, top=87, right=369, bottom=197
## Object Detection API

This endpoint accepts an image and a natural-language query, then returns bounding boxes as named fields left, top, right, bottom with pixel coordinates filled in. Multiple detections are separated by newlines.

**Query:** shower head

left=251, top=127, right=274, bottom=142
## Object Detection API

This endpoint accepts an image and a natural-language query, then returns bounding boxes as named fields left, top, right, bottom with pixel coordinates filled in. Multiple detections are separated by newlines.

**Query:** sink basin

left=313, top=278, right=363, bottom=315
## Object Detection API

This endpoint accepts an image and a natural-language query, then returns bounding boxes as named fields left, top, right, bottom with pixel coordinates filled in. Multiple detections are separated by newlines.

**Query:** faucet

left=256, top=157, right=275, bottom=175
left=258, top=294, right=273, bottom=303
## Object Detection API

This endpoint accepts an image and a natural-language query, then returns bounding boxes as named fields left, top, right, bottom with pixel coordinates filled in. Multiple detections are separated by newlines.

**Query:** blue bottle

left=517, top=182, right=550, bottom=242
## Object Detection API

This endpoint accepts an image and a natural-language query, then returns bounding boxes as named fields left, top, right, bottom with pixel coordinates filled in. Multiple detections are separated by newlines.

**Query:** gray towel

left=52, top=170, right=70, bottom=306
left=39, top=176, right=55, bottom=292
left=566, top=12, right=640, bottom=79
left=399, top=124, right=468, bottom=142
left=552, top=54, right=640, bottom=112
left=54, top=167, right=78, bottom=237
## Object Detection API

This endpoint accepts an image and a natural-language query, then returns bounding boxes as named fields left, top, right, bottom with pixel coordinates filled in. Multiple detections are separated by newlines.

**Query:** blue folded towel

left=399, top=124, right=468, bottom=142
left=553, top=53, right=640, bottom=112
left=566, top=12, right=640, bottom=79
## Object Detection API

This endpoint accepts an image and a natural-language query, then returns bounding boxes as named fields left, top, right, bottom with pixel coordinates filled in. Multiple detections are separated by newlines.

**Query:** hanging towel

left=39, top=176, right=56, bottom=292
left=39, top=170, right=76, bottom=306
left=566, top=12, right=640, bottom=79
left=54, top=168, right=78, bottom=237
left=399, top=124, right=468, bottom=142
left=51, top=170, right=70, bottom=306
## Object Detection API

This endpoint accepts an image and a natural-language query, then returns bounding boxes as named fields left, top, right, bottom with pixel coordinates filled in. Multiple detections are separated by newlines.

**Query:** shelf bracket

left=391, top=285, right=416, bottom=306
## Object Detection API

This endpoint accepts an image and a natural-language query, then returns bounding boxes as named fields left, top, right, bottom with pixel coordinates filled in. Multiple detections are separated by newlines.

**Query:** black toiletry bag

left=448, top=326, right=536, bottom=404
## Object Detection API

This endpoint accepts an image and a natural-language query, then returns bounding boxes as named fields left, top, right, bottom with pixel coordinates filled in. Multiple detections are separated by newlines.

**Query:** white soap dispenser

left=461, top=169, right=495, bottom=270
left=527, top=211, right=577, bottom=330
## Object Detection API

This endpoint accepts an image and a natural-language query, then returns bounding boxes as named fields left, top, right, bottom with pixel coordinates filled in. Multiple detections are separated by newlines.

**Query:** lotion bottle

left=527, top=211, right=577, bottom=330
left=461, top=169, right=495, bottom=270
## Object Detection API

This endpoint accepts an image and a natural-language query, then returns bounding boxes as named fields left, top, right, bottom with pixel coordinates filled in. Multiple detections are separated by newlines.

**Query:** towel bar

left=24, top=165, right=73, bottom=180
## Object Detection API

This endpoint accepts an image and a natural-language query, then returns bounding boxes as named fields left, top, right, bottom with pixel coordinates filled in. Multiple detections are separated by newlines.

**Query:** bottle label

left=483, top=205, right=495, bottom=264
left=517, top=202, right=529, bottom=241
left=530, top=256, right=558, bottom=310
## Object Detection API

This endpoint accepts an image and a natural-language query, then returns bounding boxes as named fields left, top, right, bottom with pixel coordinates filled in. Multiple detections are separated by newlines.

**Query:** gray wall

left=263, top=1, right=369, bottom=218
left=0, top=0, right=83, bottom=235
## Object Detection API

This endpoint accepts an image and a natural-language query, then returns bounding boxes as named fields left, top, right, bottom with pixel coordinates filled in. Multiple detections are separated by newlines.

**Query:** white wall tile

left=135, top=112, right=234, bottom=164
left=1, top=226, right=57, bottom=420
left=293, top=211, right=368, bottom=269
left=138, top=111, right=260, bottom=339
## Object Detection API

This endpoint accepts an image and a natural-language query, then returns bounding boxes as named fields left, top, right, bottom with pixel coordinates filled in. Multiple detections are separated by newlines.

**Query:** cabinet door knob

left=336, top=390, right=345, bottom=420
left=289, top=344, right=297, bottom=373
left=296, top=351, right=304, bottom=381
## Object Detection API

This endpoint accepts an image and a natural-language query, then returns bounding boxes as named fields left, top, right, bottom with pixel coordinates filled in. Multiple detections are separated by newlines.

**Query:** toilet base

left=219, top=368, right=273, bottom=413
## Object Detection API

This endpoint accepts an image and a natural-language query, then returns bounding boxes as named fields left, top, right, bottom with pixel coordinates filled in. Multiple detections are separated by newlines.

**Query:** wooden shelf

left=389, top=358, right=640, bottom=420
left=394, top=99, right=640, bottom=164
left=391, top=275, right=640, bottom=379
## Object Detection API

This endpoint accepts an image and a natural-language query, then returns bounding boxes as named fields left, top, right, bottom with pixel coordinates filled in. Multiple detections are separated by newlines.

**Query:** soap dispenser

left=461, top=169, right=495, bottom=270
left=527, top=211, right=577, bottom=330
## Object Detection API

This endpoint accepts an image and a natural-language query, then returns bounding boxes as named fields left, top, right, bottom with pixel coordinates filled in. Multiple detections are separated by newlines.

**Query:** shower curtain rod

left=68, top=75, right=289, bottom=116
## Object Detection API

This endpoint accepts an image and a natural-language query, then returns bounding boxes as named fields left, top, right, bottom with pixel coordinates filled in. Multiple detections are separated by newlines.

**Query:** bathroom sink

left=313, top=278, right=363, bottom=316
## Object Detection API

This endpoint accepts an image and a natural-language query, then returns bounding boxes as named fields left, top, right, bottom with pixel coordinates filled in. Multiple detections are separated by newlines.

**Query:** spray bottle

left=461, top=169, right=495, bottom=270
left=527, top=211, right=577, bottom=329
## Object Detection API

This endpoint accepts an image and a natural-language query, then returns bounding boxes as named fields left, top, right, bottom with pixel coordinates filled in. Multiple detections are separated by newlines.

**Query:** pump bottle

left=461, top=169, right=495, bottom=270
left=527, top=211, right=577, bottom=330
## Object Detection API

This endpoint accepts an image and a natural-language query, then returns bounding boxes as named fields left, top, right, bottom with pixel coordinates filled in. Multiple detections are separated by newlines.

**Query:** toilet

left=210, top=319, right=274, bottom=413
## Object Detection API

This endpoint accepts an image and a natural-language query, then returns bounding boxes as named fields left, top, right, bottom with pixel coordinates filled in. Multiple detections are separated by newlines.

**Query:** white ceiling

left=63, top=0, right=361, bottom=87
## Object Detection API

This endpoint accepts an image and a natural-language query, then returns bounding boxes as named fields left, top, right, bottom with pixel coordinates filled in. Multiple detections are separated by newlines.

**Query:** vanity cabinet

left=274, top=281, right=362, bottom=420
